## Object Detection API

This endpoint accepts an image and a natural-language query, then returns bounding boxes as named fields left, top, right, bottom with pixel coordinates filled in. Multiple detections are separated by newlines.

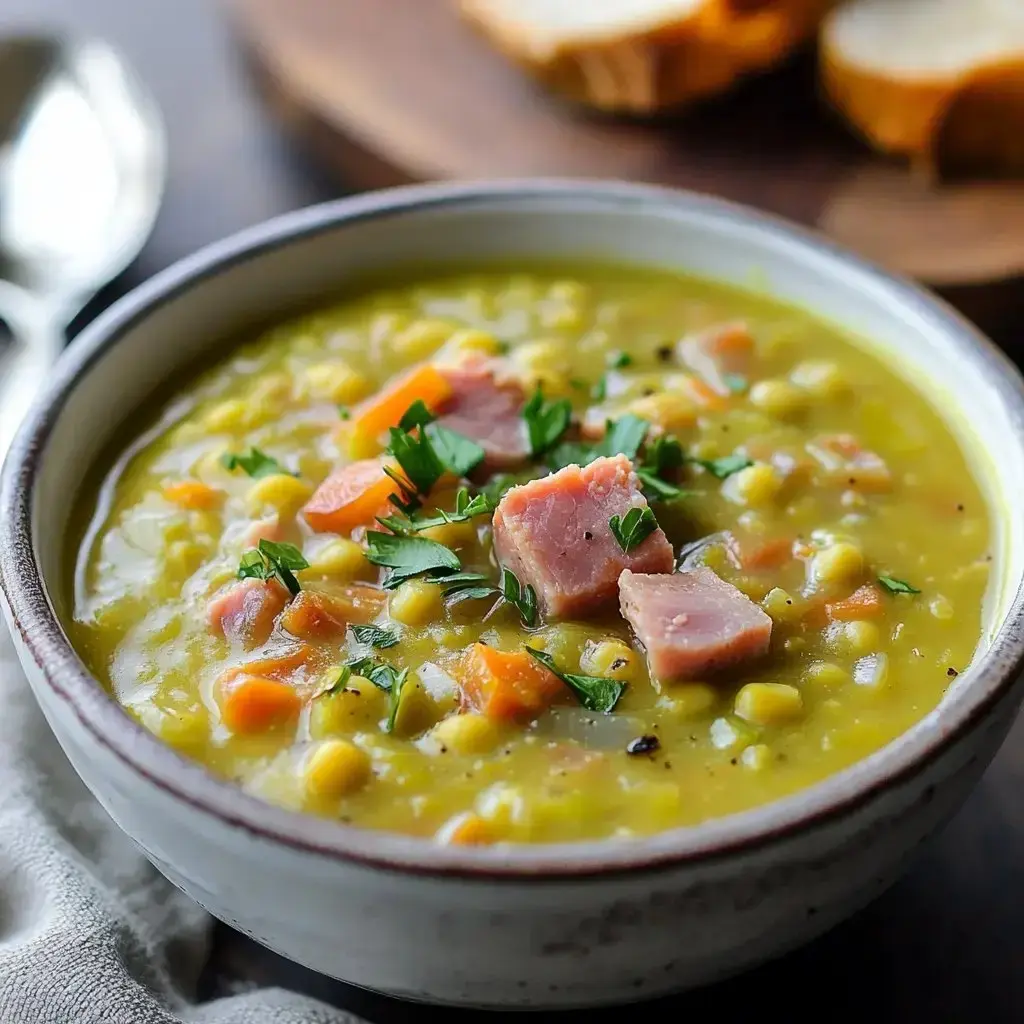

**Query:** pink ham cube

left=618, top=567, right=772, bottom=681
left=436, top=360, right=528, bottom=471
left=492, top=454, right=674, bottom=618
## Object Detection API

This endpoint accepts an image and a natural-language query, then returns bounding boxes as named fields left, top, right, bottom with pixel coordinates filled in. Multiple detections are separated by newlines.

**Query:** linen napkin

left=0, top=624, right=366, bottom=1024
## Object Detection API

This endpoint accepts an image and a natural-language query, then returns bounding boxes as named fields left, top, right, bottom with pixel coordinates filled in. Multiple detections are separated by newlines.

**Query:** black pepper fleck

left=439, top=745, right=448, bottom=754
left=584, top=531, right=593, bottom=540
left=956, top=504, right=965, bottom=512
left=730, top=757, right=738, bottom=766
left=947, top=667, right=959, bottom=678
left=626, top=735, right=660, bottom=756
left=610, top=657, right=628, bottom=670
left=656, top=345, right=674, bottom=362
left=643, top=387, right=656, bottom=396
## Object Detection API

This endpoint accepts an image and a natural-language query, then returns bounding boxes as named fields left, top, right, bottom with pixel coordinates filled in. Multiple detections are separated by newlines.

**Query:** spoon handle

left=0, top=287, right=66, bottom=463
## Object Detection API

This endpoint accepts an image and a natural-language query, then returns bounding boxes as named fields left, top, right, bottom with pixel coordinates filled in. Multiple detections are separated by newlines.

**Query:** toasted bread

left=822, top=0, right=1024, bottom=175
left=460, top=0, right=834, bottom=114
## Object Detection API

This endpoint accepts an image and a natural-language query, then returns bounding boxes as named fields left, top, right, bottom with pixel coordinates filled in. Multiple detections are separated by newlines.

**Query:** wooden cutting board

left=227, top=0, right=1024, bottom=288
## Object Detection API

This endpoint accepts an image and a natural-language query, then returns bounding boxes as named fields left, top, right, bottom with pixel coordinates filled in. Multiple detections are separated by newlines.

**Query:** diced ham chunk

left=677, top=322, right=754, bottom=396
left=207, top=578, right=289, bottom=648
left=618, top=567, right=772, bottom=681
left=492, top=454, right=674, bottom=618
left=434, top=361, right=528, bottom=471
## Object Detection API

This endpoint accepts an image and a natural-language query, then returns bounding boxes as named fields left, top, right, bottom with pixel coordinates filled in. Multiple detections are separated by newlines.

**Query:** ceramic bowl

left=2, top=181, right=1023, bottom=1009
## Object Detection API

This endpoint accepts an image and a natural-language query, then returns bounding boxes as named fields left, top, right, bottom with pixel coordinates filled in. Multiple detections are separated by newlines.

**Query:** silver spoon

left=0, top=35, right=165, bottom=457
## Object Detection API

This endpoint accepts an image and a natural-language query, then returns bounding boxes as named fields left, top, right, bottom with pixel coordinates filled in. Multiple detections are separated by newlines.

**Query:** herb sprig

left=522, top=387, right=572, bottom=459
left=221, top=448, right=294, bottom=479
left=345, top=656, right=410, bottom=732
left=350, top=624, right=400, bottom=649
left=609, top=506, right=659, bottom=553
left=377, top=487, right=496, bottom=536
left=878, top=575, right=921, bottom=595
left=525, top=647, right=625, bottom=714
left=364, top=532, right=460, bottom=589
left=237, top=539, right=309, bottom=596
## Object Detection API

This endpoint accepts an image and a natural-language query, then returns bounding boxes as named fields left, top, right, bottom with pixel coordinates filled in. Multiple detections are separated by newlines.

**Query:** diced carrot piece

left=826, top=583, right=885, bottom=622
left=217, top=646, right=313, bottom=688
left=703, top=322, right=754, bottom=363
left=680, top=322, right=754, bottom=395
left=350, top=365, right=453, bottom=442
left=302, top=459, right=405, bottom=535
left=457, top=643, right=566, bottom=721
left=279, top=586, right=386, bottom=638
left=163, top=480, right=222, bottom=510
left=679, top=375, right=728, bottom=410
left=220, top=675, right=302, bottom=734
left=436, top=812, right=494, bottom=846
left=207, top=578, right=289, bottom=648
left=731, top=535, right=794, bottom=571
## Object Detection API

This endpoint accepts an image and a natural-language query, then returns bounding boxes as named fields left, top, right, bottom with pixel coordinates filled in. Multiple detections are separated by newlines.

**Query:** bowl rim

left=3, top=178, right=1024, bottom=880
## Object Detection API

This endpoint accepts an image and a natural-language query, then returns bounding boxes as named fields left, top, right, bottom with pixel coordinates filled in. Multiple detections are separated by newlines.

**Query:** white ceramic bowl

left=3, top=181, right=1024, bottom=1009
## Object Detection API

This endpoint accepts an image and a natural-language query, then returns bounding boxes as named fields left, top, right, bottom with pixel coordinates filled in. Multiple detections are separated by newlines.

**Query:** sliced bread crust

left=461, top=0, right=834, bottom=113
left=822, top=0, right=1024, bottom=172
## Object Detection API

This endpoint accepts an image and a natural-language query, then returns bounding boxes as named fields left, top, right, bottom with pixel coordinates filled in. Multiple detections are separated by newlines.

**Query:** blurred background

left=3, top=0, right=1024, bottom=1020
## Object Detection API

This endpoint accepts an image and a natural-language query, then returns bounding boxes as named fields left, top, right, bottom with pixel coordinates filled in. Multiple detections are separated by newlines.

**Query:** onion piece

left=853, top=652, right=889, bottom=688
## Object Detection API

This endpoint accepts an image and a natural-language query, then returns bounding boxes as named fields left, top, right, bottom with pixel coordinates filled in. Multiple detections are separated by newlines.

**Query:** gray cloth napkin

left=0, top=626, right=366, bottom=1024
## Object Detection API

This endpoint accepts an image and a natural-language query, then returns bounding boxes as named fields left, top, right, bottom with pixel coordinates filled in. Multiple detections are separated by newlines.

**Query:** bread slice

left=460, top=0, right=834, bottom=114
left=822, top=0, right=1024, bottom=175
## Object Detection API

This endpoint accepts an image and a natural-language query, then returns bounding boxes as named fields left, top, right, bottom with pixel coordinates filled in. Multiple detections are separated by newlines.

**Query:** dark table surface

left=4, top=1, right=1024, bottom=1021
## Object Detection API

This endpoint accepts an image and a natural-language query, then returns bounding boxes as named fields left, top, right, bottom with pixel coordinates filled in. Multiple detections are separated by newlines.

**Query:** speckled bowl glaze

left=2, top=181, right=1023, bottom=1009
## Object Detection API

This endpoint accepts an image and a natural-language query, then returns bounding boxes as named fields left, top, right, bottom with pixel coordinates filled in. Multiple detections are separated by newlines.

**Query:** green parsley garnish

left=398, top=399, right=435, bottom=432
left=690, top=453, right=753, bottom=479
left=338, top=405, right=351, bottom=420
left=547, top=413, right=650, bottom=471
left=377, top=487, right=496, bottom=535
left=591, top=375, right=607, bottom=402
left=350, top=624, right=400, bottom=649
left=722, top=373, right=748, bottom=394
left=386, top=405, right=486, bottom=502
left=364, top=532, right=460, bottom=589
left=385, top=668, right=411, bottom=733
left=522, top=387, right=572, bottom=459
left=524, top=647, right=625, bottom=714
left=607, top=351, right=633, bottom=369
left=220, top=448, right=293, bottom=479
left=636, top=434, right=692, bottom=502
left=431, top=567, right=538, bottom=627
left=878, top=575, right=921, bottom=595
left=344, top=656, right=409, bottom=732
left=312, top=665, right=352, bottom=700
left=237, top=539, right=309, bottom=596
left=426, top=423, right=485, bottom=478
left=609, top=506, right=659, bottom=553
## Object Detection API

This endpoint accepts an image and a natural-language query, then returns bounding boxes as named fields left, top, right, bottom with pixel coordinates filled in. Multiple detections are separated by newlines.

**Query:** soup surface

left=70, top=266, right=992, bottom=844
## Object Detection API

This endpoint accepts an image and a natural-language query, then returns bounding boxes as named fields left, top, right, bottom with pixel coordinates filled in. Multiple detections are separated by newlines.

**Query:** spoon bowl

left=0, top=34, right=165, bottom=454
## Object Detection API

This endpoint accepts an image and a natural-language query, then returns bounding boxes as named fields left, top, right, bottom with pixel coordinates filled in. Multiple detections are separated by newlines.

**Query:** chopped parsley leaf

left=398, top=399, right=436, bottom=432
left=609, top=506, right=659, bottom=553
left=364, top=532, right=461, bottom=589
left=524, top=646, right=625, bottom=713
left=236, top=539, right=309, bottom=596
left=607, top=351, right=633, bottom=369
left=377, top=487, right=496, bottom=535
left=690, top=453, right=753, bottom=479
left=385, top=668, right=411, bottom=733
left=220, top=448, right=293, bottom=479
left=522, top=387, right=573, bottom=459
left=312, top=665, right=352, bottom=700
left=591, top=375, right=608, bottom=402
left=350, top=624, right=400, bottom=649
left=424, top=422, right=485, bottom=477
left=878, top=575, right=921, bottom=595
